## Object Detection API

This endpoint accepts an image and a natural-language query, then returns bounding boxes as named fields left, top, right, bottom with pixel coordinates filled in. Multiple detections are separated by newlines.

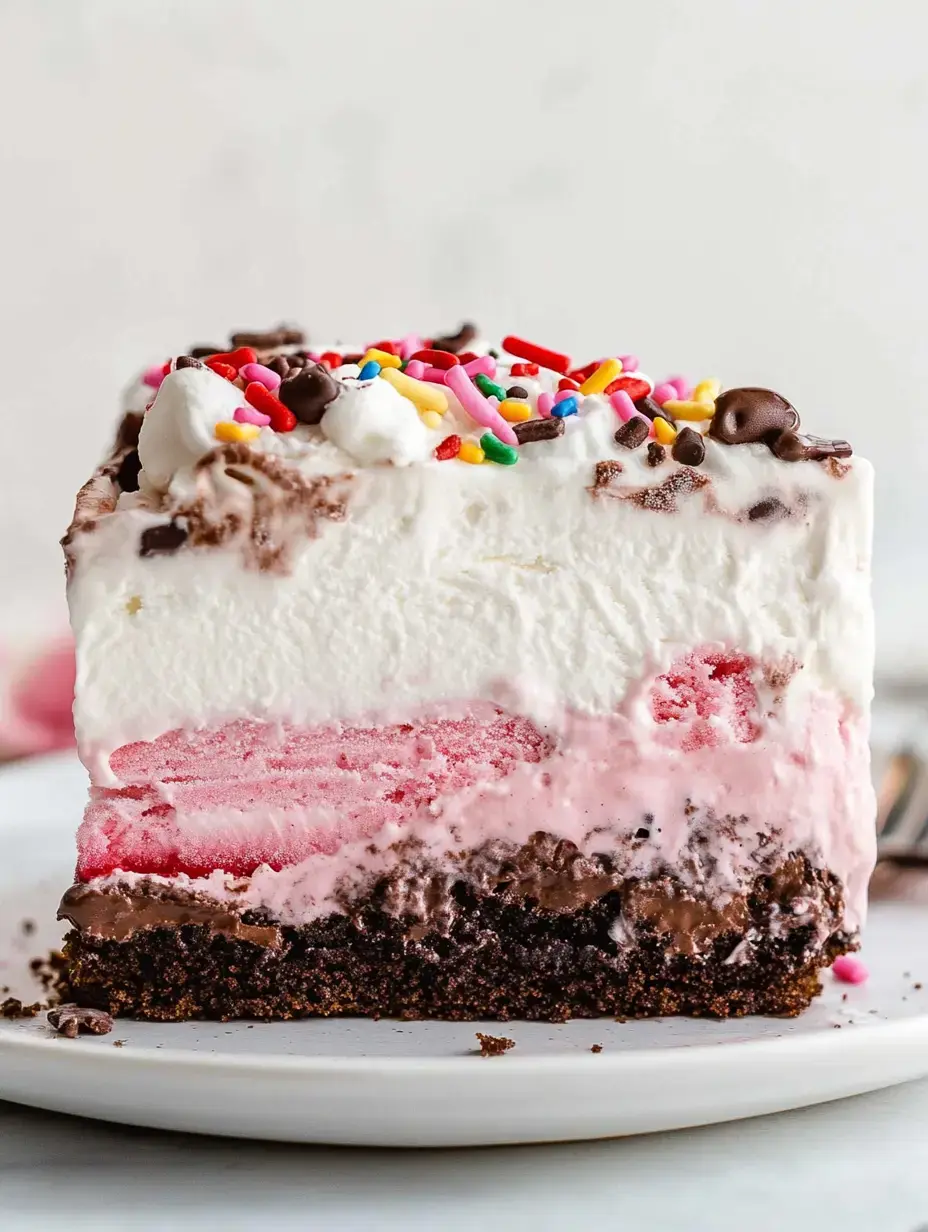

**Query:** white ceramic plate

left=2, top=752, right=928, bottom=1148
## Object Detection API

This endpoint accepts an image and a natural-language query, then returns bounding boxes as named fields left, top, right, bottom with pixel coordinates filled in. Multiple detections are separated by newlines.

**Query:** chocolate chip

left=139, top=521, right=188, bottom=558
left=646, top=442, right=666, bottom=467
left=174, top=355, right=203, bottom=371
left=47, top=1004, right=113, bottom=1038
left=769, top=430, right=853, bottom=463
left=431, top=322, right=477, bottom=354
left=634, top=395, right=672, bottom=422
left=513, top=418, right=565, bottom=444
left=635, top=827, right=650, bottom=840
left=614, top=418, right=649, bottom=449
left=506, top=385, right=529, bottom=399
left=709, top=388, right=799, bottom=445
left=671, top=426, right=706, bottom=467
left=278, top=363, right=341, bottom=425
left=115, top=449, right=142, bottom=493
left=265, top=355, right=291, bottom=379
left=229, top=326, right=305, bottom=349
left=748, top=497, right=790, bottom=522
left=189, top=345, right=222, bottom=359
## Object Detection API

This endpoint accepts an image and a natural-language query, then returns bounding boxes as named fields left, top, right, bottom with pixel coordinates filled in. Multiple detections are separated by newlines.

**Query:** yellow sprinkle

left=692, top=378, right=721, bottom=404
left=579, top=358, right=623, bottom=396
left=215, top=421, right=261, bottom=442
left=421, top=410, right=443, bottom=431
left=360, top=347, right=403, bottom=370
left=498, top=398, right=533, bottom=423
left=653, top=416, right=677, bottom=445
left=379, top=366, right=448, bottom=414
left=662, top=399, right=715, bottom=422
left=457, top=441, right=485, bottom=465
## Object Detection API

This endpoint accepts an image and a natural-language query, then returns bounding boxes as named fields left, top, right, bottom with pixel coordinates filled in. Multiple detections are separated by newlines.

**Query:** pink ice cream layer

left=76, top=648, right=875, bottom=930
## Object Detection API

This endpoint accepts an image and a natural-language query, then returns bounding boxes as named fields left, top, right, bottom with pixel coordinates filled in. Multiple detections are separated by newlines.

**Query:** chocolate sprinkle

left=614, top=418, right=649, bottom=450
left=279, top=364, right=340, bottom=425
left=513, top=418, right=565, bottom=445
left=139, top=521, right=188, bottom=558
left=634, top=396, right=672, bottom=423
left=430, top=322, right=477, bottom=355
left=671, top=426, right=706, bottom=467
left=189, top=345, right=222, bottom=359
left=174, top=355, right=203, bottom=371
left=709, top=388, right=799, bottom=446
left=770, top=431, right=853, bottom=463
left=230, top=326, right=305, bottom=349
left=47, top=1004, right=113, bottom=1039
left=506, top=385, right=529, bottom=399
left=646, top=442, right=666, bottom=467
left=115, top=449, right=142, bottom=493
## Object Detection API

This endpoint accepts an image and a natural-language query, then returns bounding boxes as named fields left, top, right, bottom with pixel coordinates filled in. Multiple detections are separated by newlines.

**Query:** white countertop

left=3, top=1081, right=928, bottom=1231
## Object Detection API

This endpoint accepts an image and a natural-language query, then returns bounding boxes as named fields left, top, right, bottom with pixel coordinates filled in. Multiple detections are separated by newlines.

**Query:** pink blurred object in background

left=0, top=637, right=75, bottom=761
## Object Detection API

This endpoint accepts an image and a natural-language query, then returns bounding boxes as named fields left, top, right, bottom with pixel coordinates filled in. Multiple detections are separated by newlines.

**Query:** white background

left=0, top=0, right=924, bottom=670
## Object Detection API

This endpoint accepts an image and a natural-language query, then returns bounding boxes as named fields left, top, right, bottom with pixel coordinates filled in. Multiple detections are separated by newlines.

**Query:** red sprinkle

left=455, top=351, right=479, bottom=364
left=410, top=349, right=459, bottom=369
left=568, top=361, right=599, bottom=383
left=502, top=336, right=571, bottom=375
left=245, top=381, right=295, bottom=432
left=160, top=361, right=172, bottom=377
left=208, top=347, right=258, bottom=370
left=510, top=362, right=540, bottom=377
left=558, top=377, right=580, bottom=392
left=318, top=351, right=342, bottom=369
left=435, top=434, right=462, bottom=461
left=605, top=375, right=651, bottom=401
left=371, top=340, right=399, bottom=356
left=205, top=359, right=238, bottom=382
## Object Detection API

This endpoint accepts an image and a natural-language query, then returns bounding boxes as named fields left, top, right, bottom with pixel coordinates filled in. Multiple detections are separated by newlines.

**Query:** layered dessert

left=59, top=325, right=875, bottom=1021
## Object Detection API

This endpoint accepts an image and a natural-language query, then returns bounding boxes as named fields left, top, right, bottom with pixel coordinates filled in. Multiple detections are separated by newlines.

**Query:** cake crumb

left=47, top=1005, right=114, bottom=1039
left=475, top=1032, right=515, bottom=1058
left=1, top=997, right=44, bottom=1019
left=590, top=1043, right=603, bottom=1053
left=20, top=918, right=36, bottom=936
left=915, top=983, right=923, bottom=991
left=112, top=1039, right=126, bottom=1048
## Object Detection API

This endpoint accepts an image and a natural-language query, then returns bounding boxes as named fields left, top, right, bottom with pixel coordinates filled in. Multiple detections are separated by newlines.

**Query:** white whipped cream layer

left=68, top=395, right=874, bottom=780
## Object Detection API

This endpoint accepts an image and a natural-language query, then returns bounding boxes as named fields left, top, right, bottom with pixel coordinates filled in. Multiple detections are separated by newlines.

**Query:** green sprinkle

left=480, top=432, right=519, bottom=466
left=475, top=373, right=508, bottom=402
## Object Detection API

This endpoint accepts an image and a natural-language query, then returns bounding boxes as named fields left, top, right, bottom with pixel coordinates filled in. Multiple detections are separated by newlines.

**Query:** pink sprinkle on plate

left=832, top=955, right=869, bottom=984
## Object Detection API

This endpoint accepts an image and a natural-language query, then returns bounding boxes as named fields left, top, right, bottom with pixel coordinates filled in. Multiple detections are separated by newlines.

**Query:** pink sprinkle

left=404, top=360, right=426, bottom=380
left=445, top=365, right=518, bottom=447
left=555, top=388, right=582, bottom=405
left=537, top=392, right=555, bottom=419
left=462, top=355, right=496, bottom=378
left=240, top=362, right=281, bottom=391
left=398, top=334, right=424, bottom=361
left=667, top=375, right=693, bottom=400
left=619, top=354, right=638, bottom=373
left=421, top=366, right=449, bottom=384
left=610, top=391, right=653, bottom=435
left=651, top=382, right=678, bottom=407
left=234, top=405, right=271, bottom=427
left=142, top=364, right=166, bottom=390
left=832, top=956, right=869, bottom=985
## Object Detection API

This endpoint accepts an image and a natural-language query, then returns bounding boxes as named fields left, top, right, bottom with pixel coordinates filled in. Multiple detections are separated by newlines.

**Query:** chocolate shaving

left=229, top=326, right=306, bottom=349
left=139, top=521, right=188, bottom=558
left=279, top=363, right=341, bottom=425
left=770, top=430, right=852, bottom=463
left=591, top=460, right=624, bottom=491
left=475, top=1032, right=515, bottom=1057
left=614, top=418, right=649, bottom=449
left=513, top=418, right=565, bottom=445
left=671, top=426, right=706, bottom=467
left=47, top=1004, right=113, bottom=1039
left=430, top=322, right=477, bottom=354
left=709, top=388, right=799, bottom=446
left=646, top=442, right=666, bottom=467
left=747, top=497, right=789, bottom=522
left=622, top=467, right=710, bottom=513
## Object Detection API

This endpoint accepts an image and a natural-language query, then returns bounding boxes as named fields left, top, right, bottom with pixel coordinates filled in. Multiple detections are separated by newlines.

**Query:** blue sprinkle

left=358, top=360, right=381, bottom=381
left=551, top=395, right=579, bottom=418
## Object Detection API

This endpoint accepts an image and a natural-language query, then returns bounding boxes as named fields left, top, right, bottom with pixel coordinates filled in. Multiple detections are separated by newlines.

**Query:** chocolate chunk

left=430, top=322, right=477, bottom=354
left=646, top=442, right=666, bottom=467
left=189, top=345, right=222, bottom=359
left=513, top=418, right=565, bottom=444
left=174, top=355, right=203, bottom=371
left=115, top=449, right=142, bottom=493
left=47, top=1004, right=113, bottom=1038
left=139, top=521, right=188, bottom=558
left=475, top=1032, right=515, bottom=1057
left=671, top=426, right=706, bottom=467
left=229, top=326, right=305, bottom=349
left=614, top=418, right=649, bottom=449
left=709, top=388, right=799, bottom=445
left=506, top=385, right=529, bottom=399
left=748, top=497, right=790, bottom=522
left=634, top=395, right=672, bottom=422
left=770, top=430, right=853, bottom=463
left=265, top=355, right=291, bottom=379
left=278, top=363, right=340, bottom=425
